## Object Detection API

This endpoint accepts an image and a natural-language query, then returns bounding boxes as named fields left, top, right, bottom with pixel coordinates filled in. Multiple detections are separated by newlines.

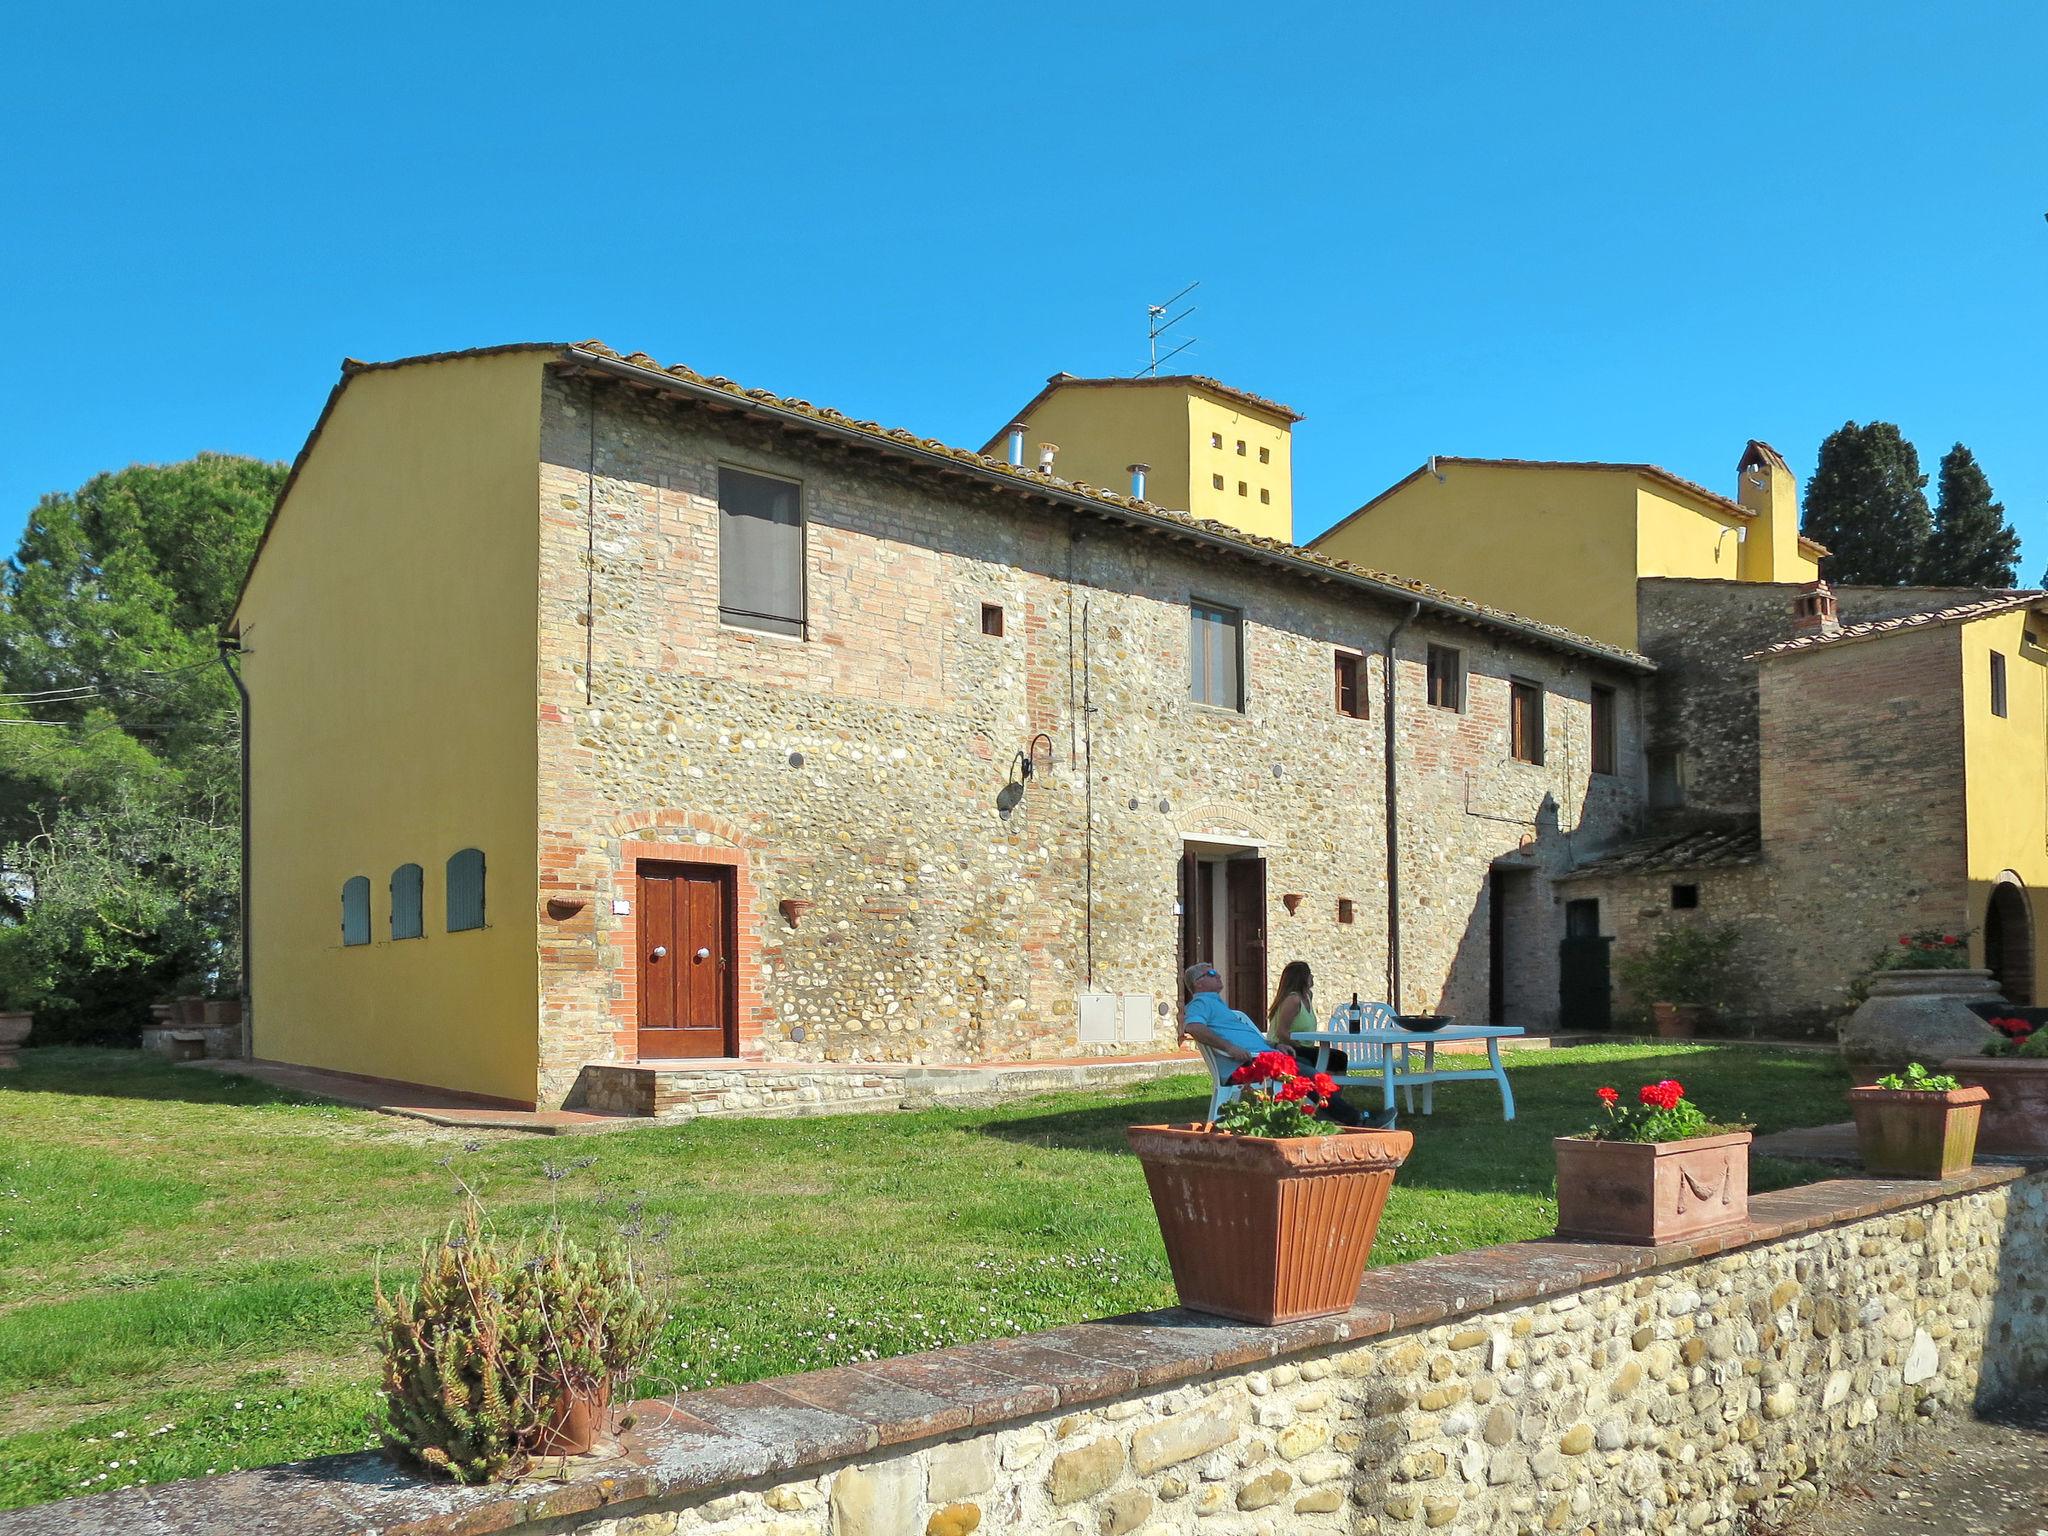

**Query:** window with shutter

left=1510, top=678, right=1544, bottom=764
left=1334, top=652, right=1365, bottom=719
left=718, top=467, right=804, bottom=636
left=341, top=877, right=371, bottom=947
left=1189, top=601, right=1244, bottom=711
left=1426, top=645, right=1463, bottom=711
left=391, top=863, right=424, bottom=940
left=447, top=848, right=486, bottom=932
left=1591, top=685, right=1618, bottom=776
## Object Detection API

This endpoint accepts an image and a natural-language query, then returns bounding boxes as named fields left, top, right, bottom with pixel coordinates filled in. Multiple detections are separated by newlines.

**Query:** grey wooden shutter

left=341, top=877, right=371, bottom=946
left=391, top=863, right=424, bottom=940
left=446, top=848, right=486, bottom=932
left=718, top=468, right=804, bottom=635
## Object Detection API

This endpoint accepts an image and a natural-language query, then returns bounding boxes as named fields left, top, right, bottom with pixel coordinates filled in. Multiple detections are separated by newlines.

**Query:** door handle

left=694, top=947, right=711, bottom=962
left=650, top=946, right=667, bottom=960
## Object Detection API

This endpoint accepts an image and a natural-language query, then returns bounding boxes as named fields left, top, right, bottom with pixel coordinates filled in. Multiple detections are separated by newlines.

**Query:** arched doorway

left=1985, top=877, right=2034, bottom=1006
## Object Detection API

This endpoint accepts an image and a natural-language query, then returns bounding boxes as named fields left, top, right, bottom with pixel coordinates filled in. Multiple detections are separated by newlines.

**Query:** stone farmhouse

left=228, top=343, right=1655, bottom=1113
left=1323, top=443, right=2048, bottom=1033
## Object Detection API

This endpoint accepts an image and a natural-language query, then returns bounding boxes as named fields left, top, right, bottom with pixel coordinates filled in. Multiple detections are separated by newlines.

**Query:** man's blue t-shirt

left=1185, top=991, right=1272, bottom=1059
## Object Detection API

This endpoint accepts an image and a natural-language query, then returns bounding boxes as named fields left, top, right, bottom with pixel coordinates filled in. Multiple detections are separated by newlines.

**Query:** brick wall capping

left=17, top=1166, right=2028, bottom=1536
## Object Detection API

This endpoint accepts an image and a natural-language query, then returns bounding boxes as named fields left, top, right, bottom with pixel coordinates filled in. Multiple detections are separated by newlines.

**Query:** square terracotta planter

left=1126, top=1123, right=1412, bottom=1325
left=1553, top=1130, right=1750, bottom=1246
left=1846, top=1084, right=1989, bottom=1178
left=1941, top=1057, right=2048, bottom=1158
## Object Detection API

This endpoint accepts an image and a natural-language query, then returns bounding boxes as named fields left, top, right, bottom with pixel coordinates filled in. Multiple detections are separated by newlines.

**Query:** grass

left=0, top=1042, right=1850, bottom=1510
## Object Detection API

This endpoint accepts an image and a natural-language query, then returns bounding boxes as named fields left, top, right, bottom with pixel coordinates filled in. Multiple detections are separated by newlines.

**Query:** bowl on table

left=1395, top=1014, right=1452, bottom=1033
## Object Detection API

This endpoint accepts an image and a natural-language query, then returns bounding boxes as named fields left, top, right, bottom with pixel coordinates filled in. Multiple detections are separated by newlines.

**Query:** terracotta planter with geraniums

left=0, top=1010, right=30, bottom=1070
left=1847, top=1063, right=1989, bottom=1179
left=1941, top=1015, right=2048, bottom=1158
left=1128, top=1051, right=1412, bottom=1326
left=1554, top=1079, right=1751, bottom=1246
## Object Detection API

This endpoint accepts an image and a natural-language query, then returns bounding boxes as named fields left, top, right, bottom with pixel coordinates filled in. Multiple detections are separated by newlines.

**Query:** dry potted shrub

left=1847, top=1062, right=1988, bottom=1179
left=375, top=1200, right=661, bottom=1482
left=1554, top=1079, right=1752, bottom=1246
left=1127, top=1050, right=1412, bottom=1326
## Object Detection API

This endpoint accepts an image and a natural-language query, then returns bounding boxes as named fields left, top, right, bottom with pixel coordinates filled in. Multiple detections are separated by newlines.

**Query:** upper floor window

left=980, top=602, right=1005, bottom=637
left=1211, top=473, right=1225, bottom=490
left=1991, top=650, right=2008, bottom=717
left=1259, top=488, right=1271, bottom=504
left=1258, top=447, right=1270, bottom=464
left=1237, top=481, right=1248, bottom=497
left=1426, top=645, right=1463, bottom=711
left=391, top=863, right=424, bottom=940
left=1210, top=432, right=1223, bottom=449
left=1510, top=678, right=1544, bottom=764
left=1648, top=749, right=1685, bottom=810
left=1190, top=600, right=1244, bottom=711
left=447, top=848, right=486, bottom=932
left=1590, top=685, right=1618, bottom=776
left=1334, top=651, right=1366, bottom=719
left=718, top=467, right=804, bottom=637
left=341, top=877, right=371, bottom=947
left=1235, top=439, right=1247, bottom=456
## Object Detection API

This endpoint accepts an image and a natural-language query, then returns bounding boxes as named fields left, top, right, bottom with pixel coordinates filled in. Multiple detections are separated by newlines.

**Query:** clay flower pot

left=1553, top=1130, right=1751, bottom=1246
left=779, top=898, right=814, bottom=928
left=1125, top=1123, right=1412, bottom=1325
left=1846, top=1083, right=1989, bottom=1178
left=528, top=1381, right=612, bottom=1458
left=1651, top=1002, right=1709, bottom=1039
left=0, top=1010, right=31, bottom=1070
left=1941, top=1057, right=2048, bottom=1158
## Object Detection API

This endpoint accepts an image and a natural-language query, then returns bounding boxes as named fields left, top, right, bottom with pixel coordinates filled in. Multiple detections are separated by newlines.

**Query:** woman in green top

left=1268, top=961, right=1373, bottom=1127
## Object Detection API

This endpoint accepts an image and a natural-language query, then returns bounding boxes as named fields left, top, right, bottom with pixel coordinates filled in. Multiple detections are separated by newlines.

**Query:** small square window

left=1259, top=488, right=1270, bottom=504
left=1258, top=447, right=1270, bottom=464
left=1210, top=432, right=1222, bottom=449
left=1237, top=481, right=1248, bottom=497
left=1212, top=473, right=1224, bottom=490
left=1671, top=884, right=1700, bottom=910
left=1236, top=439, right=1247, bottom=455
left=1336, top=898, right=1355, bottom=925
left=980, top=602, right=1004, bottom=637
left=1426, top=645, right=1463, bottom=711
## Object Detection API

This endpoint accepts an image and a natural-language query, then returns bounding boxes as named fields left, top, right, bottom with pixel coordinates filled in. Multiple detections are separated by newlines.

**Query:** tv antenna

left=1142, top=281, right=1199, bottom=376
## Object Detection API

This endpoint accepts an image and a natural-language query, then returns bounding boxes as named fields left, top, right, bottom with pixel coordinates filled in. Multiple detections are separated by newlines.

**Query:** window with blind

left=1334, top=651, right=1366, bottom=719
left=391, top=863, right=424, bottom=940
left=1426, top=644, right=1463, bottom=711
left=341, top=877, right=371, bottom=947
left=718, top=466, right=804, bottom=637
left=1510, top=678, right=1544, bottom=764
left=1591, top=685, right=1618, bottom=776
left=447, top=848, right=486, bottom=932
left=1189, top=600, right=1244, bottom=711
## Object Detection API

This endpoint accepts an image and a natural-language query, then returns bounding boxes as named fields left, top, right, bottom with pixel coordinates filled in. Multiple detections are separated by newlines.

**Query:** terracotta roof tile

left=1562, top=823, right=1763, bottom=880
left=1746, top=592, right=2046, bottom=660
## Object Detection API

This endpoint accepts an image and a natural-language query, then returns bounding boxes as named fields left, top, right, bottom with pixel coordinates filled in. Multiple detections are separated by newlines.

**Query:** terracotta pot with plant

left=1554, top=1078, right=1751, bottom=1246
left=1839, top=930, right=2000, bottom=1073
left=1128, top=1051, right=1411, bottom=1325
left=1615, top=924, right=1740, bottom=1039
left=1846, top=1062, right=1989, bottom=1179
left=1942, top=1013, right=2048, bottom=1159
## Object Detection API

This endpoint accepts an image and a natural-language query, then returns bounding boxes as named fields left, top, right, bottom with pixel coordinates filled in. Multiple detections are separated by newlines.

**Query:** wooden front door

left=637, top=863, right=735, bottom=1059
left=1225, top=857, right=1267, bottom=1018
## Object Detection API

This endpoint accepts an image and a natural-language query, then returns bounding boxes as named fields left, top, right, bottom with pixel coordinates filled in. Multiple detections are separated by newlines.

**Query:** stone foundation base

left=141, top=1025, right=242, bottom=1061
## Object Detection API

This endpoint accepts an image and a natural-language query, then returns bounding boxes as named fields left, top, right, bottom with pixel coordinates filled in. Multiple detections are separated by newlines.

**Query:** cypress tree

left=1917, top=443, right=2020, bottom=587
left=1799, top=422, right=1931, bottom=585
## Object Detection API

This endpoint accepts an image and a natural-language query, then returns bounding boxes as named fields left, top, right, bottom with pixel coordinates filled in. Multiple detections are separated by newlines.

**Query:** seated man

left=1180, top=963, right=1387, bottom=1128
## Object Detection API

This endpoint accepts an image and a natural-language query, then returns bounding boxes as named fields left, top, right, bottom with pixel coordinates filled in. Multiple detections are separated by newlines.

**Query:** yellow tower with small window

left=981, top=373, right=1300, bottom=542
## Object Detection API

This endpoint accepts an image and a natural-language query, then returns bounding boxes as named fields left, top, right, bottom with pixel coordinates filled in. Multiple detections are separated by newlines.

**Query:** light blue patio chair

left=1192, top=1038, right=1243, bottom=1123
left=1319, top=999, right=1417, bottom=1118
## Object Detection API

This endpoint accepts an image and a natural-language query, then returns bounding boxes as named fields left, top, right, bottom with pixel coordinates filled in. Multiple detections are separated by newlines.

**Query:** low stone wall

left=8, top=1170, right=2042, bottom=1536
left=139, top=1024, right=242, bottom=1061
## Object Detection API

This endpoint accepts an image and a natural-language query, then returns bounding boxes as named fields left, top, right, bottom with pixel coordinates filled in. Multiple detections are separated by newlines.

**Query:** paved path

left=1780, top=1398, right=2048, bottom=1535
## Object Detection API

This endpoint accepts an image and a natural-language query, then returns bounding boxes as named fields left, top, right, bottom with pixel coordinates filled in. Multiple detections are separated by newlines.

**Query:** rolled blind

left=719, top=467, right=803, bottom=636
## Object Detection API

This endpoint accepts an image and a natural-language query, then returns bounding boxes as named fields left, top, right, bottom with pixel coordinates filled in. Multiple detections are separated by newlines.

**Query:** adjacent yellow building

left=1312, top=442, right=1824, bottom=650
left=980, top=373, right=1300, bottom=543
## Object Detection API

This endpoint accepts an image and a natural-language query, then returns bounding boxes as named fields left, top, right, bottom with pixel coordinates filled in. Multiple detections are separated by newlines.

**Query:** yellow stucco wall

left=1312, top=464, right=1646, bottom=649
left=1185, top=394, right=1292, bottom=541
left=1960, top=608, right=2048, bottom=995
left=993, top=383, right=1293, bottom=541
left=1635, top=486, right=1750, bottom=581
left=232, top=351, right=544, bottom=1105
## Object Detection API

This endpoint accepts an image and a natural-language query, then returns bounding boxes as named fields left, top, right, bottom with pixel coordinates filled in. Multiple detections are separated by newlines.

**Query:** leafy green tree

left=1918, top=444, right=2020, bottom=587
left=0, top=454, right=283, bottom=1035
left=1800, top=422, right=1931, bottom=585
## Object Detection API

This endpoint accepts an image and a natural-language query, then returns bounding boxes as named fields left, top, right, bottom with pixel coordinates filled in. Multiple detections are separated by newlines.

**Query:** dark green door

left=1559, top=899, right=1612, bottom=1030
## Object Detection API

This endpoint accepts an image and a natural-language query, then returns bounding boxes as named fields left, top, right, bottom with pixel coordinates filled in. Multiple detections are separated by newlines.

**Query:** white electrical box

left=1117, top=993, right=1155, bottom=1045
left=1077, top=993, right=1118, bottom=1045
left=1079, top=992, right=1157, bottom=1046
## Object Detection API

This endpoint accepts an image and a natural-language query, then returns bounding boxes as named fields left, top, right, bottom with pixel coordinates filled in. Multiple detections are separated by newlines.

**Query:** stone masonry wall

left=529, top=372, right=1646, bottom=1102
left=1564, top=861, right=1781, bottom=1028
left=24, top=1171, right=2041, bottom=1536
left=1636, top=579, right=1994, bottom=822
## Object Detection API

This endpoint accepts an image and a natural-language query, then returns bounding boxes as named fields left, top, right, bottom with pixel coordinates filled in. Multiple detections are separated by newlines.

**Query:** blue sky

left=4, top=2, right=2044, bottom=572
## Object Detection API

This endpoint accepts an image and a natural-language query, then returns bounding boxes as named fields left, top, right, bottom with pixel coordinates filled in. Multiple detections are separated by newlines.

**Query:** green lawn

left=0, top=1043, right=1849, bottom=1510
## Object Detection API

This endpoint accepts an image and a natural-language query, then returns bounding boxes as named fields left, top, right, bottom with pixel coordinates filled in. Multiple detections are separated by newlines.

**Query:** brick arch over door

left=1985, top=875, right=2034, bottom=1007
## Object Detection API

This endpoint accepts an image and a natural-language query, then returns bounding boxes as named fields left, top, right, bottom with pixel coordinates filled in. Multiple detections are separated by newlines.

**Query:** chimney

left=1735, top=440, right=1799, bottom=581
left=1791, top=579, right=1840, bottom=638
left=1005, top=423, right=1028, bottom=468
left=1127, top=462, right=1150, bottom=500
left=1037, top=442, right=1059, bottom=475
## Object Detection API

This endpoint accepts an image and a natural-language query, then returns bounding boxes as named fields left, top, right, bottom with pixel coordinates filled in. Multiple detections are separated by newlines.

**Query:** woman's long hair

left=1268, top=960, right=1313, bottom=1026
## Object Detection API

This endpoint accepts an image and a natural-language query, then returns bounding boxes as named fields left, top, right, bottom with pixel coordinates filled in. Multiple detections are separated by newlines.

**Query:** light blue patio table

left=1293, top=1013, right=1525, bottom=1123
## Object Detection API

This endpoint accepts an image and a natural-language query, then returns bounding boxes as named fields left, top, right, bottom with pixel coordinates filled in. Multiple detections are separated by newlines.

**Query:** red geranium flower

left=1942, top=935, right=1959, bottom=946
left=1597, top=1086, right=1619, bottom=1105
left=1276, top=1077, right=1316, bottom=1103
left=1310, top=1073, right=1339, bottom=1098
left=1898, top=934, right=1911, bottom=946
left=1638, top=1079, right=1685, bottom=1111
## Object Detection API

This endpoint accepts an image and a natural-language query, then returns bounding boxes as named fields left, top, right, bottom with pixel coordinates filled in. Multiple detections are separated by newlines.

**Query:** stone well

left=1838, top=968, right=2005, bottom=1073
